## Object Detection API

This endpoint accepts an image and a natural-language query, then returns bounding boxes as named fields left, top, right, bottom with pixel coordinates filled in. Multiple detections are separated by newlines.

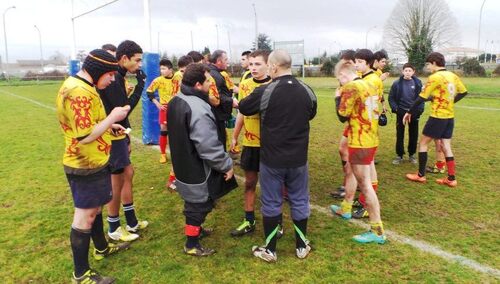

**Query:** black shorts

left=66, top=167, right=112, bottom=209
left=423, top=117, right=454, bottom=139
left=109, top=138, right=131, bottom=174
left=240, top=146, right=260, bottom=172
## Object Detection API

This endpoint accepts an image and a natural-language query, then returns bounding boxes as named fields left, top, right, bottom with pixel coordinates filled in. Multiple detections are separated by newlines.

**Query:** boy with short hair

left=99, top=40, right=149, bottom=242
left=331, top=60, right=386, bottom=244
left=57, top=49, right=131, bottom=283
left=404, top=52, right=468, bottom=187
left=147, top=59, right=175, bottom=163
left=388, top=63, right=423, bottom=164
left=229, top=50, right=272, bottom=237
left=373, top=50, right=390, bottom=81
left=351, top=49, right=382, bottom=219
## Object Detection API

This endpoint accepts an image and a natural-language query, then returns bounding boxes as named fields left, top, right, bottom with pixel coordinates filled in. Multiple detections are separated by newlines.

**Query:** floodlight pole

left=191, top=30, right=194, bottom=50
left=3, top=5, right=15, bottom=66
left=252, top=3, right=258, bottom=50
left=71, top=0, right=119, bottom=59
left=365, top=25, right=377, bottom=48
left=34, top=25, right=43, bottom=71
left=216, top=24, right=219, bottom=49
left=477, top=0, right=487, bottom=60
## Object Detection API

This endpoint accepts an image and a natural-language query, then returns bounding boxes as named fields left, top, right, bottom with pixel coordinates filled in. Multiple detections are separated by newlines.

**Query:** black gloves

left=135, top=69, right=146, bottom=86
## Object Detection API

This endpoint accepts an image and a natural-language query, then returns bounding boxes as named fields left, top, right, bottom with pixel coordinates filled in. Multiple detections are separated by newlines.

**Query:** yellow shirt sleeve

left=146, top=77, right=159, bottom=93
left=419, top=74, right=439, bottom=100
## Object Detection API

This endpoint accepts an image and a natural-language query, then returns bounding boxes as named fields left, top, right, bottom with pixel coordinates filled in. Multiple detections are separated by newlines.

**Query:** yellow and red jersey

left=221, top=70, right=235, bottom=90
left=147, top=75, right=175, bottom=104
left=172, top=71, right=183, bottom=95
left=56, top=76, right=112, bottom=171
left=362, top=71, right=384, bottom=102
left=338, top=79, right=380, bottom=148
left=239, top=77, right=272, bottom=147
left=419, top=70, right=467, bottom=119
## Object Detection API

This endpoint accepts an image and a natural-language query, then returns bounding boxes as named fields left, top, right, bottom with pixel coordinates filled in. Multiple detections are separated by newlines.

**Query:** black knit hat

left=82, top=49, right=118, bottom=84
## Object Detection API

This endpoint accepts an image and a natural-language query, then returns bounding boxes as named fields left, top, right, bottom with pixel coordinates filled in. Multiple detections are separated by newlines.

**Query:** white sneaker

left=296, top=244, right=312, bottom=259
left=108, top=227, right=139, bottom=242
left=126, top=220, right=149, bottom=233
left=252, top=245, right=277, bottom=263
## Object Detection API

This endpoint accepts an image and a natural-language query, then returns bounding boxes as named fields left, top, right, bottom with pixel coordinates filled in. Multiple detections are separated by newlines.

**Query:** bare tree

left=383, top=0, right=459, bottom=71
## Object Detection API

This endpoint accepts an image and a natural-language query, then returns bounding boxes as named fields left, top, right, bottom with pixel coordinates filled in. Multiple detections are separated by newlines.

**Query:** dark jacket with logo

left=167, top=84, right=236, bottom=203
left=388, top=75, right=424, bottom=114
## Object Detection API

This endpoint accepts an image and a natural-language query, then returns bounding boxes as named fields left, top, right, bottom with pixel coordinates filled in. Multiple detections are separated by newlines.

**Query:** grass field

left=0, top=76, right=499, bottom=283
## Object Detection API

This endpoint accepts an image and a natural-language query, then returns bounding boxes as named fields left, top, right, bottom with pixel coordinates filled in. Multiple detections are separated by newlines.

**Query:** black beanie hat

left=82, top=49, right=118, bottom=84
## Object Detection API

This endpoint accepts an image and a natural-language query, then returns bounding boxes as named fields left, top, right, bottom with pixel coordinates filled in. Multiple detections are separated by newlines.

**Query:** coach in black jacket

left=239, top=50, right=317, bottom=262
left=388, top=63, right=424, bottom=164
left=208, top=50, right=238, bottom=148
left=168, top=63, right=237, bottom=256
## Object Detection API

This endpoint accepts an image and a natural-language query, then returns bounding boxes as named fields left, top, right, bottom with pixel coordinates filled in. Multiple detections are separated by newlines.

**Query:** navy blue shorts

left=66, top=167, right=112, bottom=209
left=423, top=117, right=454, bottom=139
left=109, top=138, right=131, bottom=174
left=240, top=146, right=260, bottom=172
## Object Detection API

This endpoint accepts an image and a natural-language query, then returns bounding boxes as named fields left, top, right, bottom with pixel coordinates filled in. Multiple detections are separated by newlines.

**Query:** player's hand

left=232, top=97, right=239, bottom=109
left=160, top=104, right=167, bottom=111
left=224, top=168, right=234, bottom=181
left=335, top=88, right=341, bottom=98
left=403, top=112, right=411, bottom=125
left=230, top=138, right=238, bottom=153
left=380, top=72, right=390, bottom=81
left=135, top=69, right=146, bottom=86
left=110, top=105, right=130, bottom=122
left=110, top=124, right=126, bottom=136
left=233, top=86, right=239, bottom=94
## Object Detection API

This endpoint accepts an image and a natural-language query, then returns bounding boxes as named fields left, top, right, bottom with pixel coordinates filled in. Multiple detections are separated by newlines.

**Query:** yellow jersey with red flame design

left=56, top=76, right=112, bottom=171
left=172, top=70, right=183, bottom=95
left=221, top=71, right=235, bottom=90
left=419, top=70, right=467, bottom=118
left=338, top=79, right=380, bottom=148
left=239, top=76, right=272, bottom=147
left=146, top=75, right=175, bottom=104
left=362, top=71, right=384, bottom=102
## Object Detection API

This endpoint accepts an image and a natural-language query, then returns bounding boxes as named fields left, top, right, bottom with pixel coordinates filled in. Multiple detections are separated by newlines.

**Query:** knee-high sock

left=445, top=156, right=456, bottom=180
left=70, top=227, right=91, bottom=278
left=91, top=213, right=108, bottom=251
left=263, top=214, right=282, bottom=252
left=293, top=218, right=308, bottom=248
left=159, top=131, right=168, bottom=154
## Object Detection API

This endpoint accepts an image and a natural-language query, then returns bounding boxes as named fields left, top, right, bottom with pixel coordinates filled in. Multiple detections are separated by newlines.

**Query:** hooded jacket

left=167, top=84, right=236, bottom=203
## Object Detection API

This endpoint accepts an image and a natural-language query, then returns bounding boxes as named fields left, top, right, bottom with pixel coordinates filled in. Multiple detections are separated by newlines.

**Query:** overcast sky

left=2, top=0, right=500, bottom=63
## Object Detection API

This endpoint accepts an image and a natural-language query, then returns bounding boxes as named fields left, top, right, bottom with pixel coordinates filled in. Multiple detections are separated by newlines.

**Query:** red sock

left=169, top=170, right=176, bottom=183
left=359, top=182, right=377, bottom=208
left=446, top=157, right=455, bottom=176
left=359, top=193, right=366, bottom=207
left=436, top=160, right=446, bottom=170
left=159, top=135, right=167, bottom=154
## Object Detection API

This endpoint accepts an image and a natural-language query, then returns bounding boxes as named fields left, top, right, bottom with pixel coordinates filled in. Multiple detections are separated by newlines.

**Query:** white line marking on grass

left=455, top=105, right=500, bottom=111
left=309, top=204, right=500, bottom=279
left=315, top=94, right=500, bottom=111
left=0, top=89, right=57, bottom=111
left=5, top=90, right=500, bottom=279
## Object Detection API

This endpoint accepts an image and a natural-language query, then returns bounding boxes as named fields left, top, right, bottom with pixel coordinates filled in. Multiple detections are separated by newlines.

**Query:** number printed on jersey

left=365, top=95, right=380, bottom=121
left=447, top=83, right=456, bottom=99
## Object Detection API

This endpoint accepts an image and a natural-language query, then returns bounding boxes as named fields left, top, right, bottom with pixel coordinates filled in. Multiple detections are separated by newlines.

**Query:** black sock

left=245, top=211, right=255, bottom=224
left=418, top=152, right=427, bottom=177
left=70, top=227, right=91, bottom=278
left=91, top=213, right=108, bottom=251
left=263, top=214, right=282, bottom=252
left=123, top=203, right=138, bottom=228
left=293, top=218, right=308, bottom=249
left=107, top=215, right=120, bottom=233
left=186, top=236, right=199, bottom=248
